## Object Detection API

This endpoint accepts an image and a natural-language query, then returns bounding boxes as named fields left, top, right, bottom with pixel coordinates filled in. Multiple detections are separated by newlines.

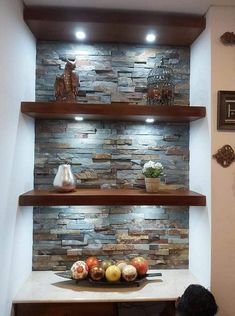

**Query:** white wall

left=190, top=6, right=235, bottom=315
left=0, top=0, right=35, bottom=315
left=189, top=18, right=212, bottom=287
left=209, top=7, right=235, bottom=316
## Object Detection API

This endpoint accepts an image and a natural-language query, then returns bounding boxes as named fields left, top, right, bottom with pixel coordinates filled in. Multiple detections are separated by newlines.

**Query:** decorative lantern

left=147, top=58, right=174, bottom=106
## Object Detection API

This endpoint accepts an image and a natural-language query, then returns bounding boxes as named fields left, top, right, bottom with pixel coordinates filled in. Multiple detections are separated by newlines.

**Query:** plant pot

left=144, top=177, right=160, bottom=193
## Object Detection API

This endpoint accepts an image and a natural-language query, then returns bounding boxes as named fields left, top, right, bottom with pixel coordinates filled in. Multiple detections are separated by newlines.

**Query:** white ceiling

left=23, top=0, right=235, bottom=15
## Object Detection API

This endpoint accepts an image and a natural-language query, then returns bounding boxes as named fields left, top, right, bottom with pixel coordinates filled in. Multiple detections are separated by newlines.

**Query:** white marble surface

left=13, top=270, right=199, bottom=303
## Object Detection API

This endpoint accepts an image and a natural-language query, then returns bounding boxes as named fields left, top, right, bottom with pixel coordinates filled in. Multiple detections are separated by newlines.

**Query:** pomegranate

left=85, top=256, right=99, bottom=270
left=90, top=265, right=105, bottom=281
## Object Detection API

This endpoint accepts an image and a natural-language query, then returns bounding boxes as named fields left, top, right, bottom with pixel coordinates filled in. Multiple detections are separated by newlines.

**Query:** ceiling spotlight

left=146, top=118, right=155, bottom=123
left=75, top=31, right=86, bottom=40
left=75, top=116, right=84, bottom=121
left=146, top=33, right=156, bottom=43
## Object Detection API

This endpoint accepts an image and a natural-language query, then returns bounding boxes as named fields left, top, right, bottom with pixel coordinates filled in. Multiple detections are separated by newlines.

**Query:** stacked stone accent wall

left=36, top=42, right=189, bottom=105
left=34, top=42, right=190, bottom=271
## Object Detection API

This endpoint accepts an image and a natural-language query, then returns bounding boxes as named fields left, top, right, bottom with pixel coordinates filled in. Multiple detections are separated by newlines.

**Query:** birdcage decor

left=147, top=58, right=174, bottom=106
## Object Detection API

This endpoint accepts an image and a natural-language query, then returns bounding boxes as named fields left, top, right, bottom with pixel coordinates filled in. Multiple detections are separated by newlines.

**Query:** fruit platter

left=56, top=256, right=162, bottom=287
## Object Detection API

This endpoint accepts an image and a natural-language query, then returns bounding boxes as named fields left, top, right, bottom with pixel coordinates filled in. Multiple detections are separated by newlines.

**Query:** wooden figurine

left=213, top=144, right=235, bottom=167
left=220, top=32, right=235, bottom=45
left=54, top=59, right=80, bottom=102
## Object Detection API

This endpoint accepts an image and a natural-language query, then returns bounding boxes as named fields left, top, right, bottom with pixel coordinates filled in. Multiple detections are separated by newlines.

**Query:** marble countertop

left=13, top=269, right=199, bottom=304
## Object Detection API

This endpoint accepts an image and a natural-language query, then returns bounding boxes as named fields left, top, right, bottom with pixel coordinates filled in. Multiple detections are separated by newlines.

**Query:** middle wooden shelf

left=19, top=188, right=206, bottom=206
left=21, top=102, right=206, bottom=122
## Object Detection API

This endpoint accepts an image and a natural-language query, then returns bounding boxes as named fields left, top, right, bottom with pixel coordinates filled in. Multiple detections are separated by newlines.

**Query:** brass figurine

left=54, top=58, right=80, bottom=102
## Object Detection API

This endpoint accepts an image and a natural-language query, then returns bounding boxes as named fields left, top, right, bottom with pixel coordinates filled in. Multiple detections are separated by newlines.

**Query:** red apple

left=130, top=257, right=148, bottom=276
left=85, top=256, right=99, bottom=270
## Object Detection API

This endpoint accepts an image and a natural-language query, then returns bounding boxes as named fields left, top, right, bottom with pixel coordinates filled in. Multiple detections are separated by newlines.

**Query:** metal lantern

left=147, top=58, right=174, bottom=106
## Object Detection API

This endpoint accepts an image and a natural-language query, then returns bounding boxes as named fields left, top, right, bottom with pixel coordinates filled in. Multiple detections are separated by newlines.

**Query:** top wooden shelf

left=24, top=6, right=205, bottom=46
left=21, top=102, right=206, bottom=122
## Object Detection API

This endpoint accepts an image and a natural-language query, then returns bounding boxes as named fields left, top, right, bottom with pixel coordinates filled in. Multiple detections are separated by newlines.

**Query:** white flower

left=143, top=160, right=155, bottom=172
left=142, top=160, right=164, bottom=178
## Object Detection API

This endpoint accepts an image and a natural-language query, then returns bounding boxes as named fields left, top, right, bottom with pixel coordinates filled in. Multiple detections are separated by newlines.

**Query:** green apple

left=101, top=259, right=115, bottom=271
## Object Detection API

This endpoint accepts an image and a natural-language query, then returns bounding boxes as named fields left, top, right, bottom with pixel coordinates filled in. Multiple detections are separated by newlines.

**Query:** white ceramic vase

left=145, top=177, right=160, bottom=193
left=53, top=164, right=76, bottom=192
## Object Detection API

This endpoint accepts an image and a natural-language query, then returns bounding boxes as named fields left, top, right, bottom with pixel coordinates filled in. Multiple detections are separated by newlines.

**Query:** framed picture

left=217, top=90, right=235, bottom=130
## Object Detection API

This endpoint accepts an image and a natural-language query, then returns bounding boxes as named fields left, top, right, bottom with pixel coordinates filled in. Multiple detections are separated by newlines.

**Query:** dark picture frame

left=217, top=91, right=235, bottom=130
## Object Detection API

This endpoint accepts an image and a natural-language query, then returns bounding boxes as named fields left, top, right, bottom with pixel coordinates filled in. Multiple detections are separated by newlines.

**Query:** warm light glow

left=75, top=31, right=86, bottom=40
left=146, top=118, right=155, bottom=123
left=75, top=116, right=84, bottom=121
left=146, top=33, right=156, bottom=43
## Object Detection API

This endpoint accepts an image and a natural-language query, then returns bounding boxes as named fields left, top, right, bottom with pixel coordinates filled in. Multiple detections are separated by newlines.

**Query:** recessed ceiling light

left=75, top=31, right=86, bottom=40
left=75, top=116, right=84, bottom=121
left=146, top=33, right=156, bottom=43
left=146, top=118, right=155, bottom=123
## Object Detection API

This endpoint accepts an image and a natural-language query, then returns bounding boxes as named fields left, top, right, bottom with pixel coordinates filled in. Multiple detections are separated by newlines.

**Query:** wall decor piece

left=142, top=161, right=164, bottom=192
left=54, top=58, right=80, bottom=102
left=220, top=32, right=235, bottom=45
left=217, top=91, right=235, bottom=130
left=53, top=164, right=76, bottom=192
left=213, top=144, right=235, bottom=168
left=147, top=58, right=174, bottom=106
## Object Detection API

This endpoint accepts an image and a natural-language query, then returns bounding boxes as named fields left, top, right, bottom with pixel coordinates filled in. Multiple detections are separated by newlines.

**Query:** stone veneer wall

left=34, top=42, right=190, bottom=271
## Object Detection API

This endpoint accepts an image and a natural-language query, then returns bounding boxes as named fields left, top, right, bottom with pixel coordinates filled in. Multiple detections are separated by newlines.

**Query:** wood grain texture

left=23, top=6, right=205, bottom=45
left=14, top=302, right=117, bottom=316
left=21, top=102, right=206, bottom=122
left=19, top=188, right=206, bottom=206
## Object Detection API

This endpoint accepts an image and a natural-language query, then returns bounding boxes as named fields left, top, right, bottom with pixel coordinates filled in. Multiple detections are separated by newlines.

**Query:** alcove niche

left=18, top=41, right=207, bottom=272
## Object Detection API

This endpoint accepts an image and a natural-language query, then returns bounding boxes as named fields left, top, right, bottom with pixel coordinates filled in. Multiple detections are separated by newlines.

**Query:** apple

left=117, top=261, right=127, bottom=271
left=122, top=264, right=137, bottom=282
left=70, top=260, right=88, bottom=280
left=130, top=256, right=148, bottom=276
left=101, top=259, right=115, bottom=271
left=105, top=265, right=121, bottom=282
left=90, top=265, right=105, bottom=281
left=85, top=256, right=99, bottom=270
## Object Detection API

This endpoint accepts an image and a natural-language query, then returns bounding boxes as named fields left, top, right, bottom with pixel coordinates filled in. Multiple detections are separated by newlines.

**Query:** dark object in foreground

left=175, top=284, right=218, bottom=316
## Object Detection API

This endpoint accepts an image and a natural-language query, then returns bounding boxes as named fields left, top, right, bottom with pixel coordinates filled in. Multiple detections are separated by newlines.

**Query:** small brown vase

left=145, top=177, right=160, bottom=192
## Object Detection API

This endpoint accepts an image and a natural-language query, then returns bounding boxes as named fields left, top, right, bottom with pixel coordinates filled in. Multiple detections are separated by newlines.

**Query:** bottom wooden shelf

left=14, top=302, right=118, bottom=316
left=19, top=188, right=206, bottom=206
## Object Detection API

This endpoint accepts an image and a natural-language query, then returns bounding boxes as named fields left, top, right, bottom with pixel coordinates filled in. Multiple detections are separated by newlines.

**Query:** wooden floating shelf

left=21, top=102, right=206, bottom=122
left=19, top=188, right=206, bottom=206
left=24, top=6, right=206, bottom=45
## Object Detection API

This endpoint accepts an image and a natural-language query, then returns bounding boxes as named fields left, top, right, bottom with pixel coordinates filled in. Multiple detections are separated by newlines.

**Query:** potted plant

left=142, top=160, right=164, bottom=192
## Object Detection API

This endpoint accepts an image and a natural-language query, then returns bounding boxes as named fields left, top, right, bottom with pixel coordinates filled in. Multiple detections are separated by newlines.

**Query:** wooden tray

left=55, top=271, right=162, bottom=287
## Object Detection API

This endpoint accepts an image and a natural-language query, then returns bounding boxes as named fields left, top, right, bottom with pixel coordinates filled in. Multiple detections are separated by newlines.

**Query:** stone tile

left=34, top=43, right=190, bottom=270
